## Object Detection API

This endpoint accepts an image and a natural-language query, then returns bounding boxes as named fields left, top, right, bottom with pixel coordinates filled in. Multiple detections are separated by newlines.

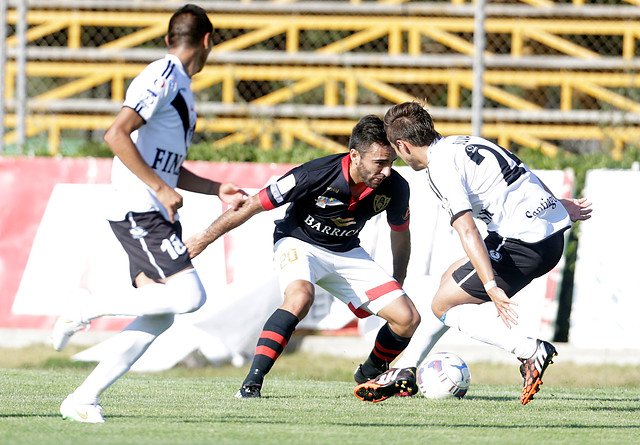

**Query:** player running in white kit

left=51, top=5, right=247, bottom=423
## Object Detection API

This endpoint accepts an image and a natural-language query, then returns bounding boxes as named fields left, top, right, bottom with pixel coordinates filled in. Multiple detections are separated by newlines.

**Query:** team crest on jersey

left=373, top=195, right=391, bottom=213
left=316, top=196, right=344, bottom=208
left=129, top=226, right=148, bottom=240
left=331, top=217, right=356, bottom=227
left=489, top=250, right=502, bottom=261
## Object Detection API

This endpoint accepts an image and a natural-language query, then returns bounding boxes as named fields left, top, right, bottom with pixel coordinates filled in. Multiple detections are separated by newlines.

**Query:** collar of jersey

left=165, top=54, right=189, bottom=80
left=341, top=154, right=374, bottom=210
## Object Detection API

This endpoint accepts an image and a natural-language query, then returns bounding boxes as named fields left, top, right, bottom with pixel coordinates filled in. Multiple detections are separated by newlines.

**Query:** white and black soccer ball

left=417, top=352, right=471, bottom=399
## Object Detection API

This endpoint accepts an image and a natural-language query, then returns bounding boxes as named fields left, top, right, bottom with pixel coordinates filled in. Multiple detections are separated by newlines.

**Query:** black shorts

left=109, top=211, right=192, bottom=286
left=452, top=229, right=567, bottom=301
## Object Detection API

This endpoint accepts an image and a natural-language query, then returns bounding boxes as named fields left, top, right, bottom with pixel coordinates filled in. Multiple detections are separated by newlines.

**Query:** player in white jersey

left=51, top=5, right=247, bottom=423
left=354, top=101, right=591, bottom=405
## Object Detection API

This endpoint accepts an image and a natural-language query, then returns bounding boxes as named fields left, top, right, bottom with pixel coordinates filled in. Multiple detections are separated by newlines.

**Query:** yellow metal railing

left=5, top=62, right=639, bottom=112
left=5, top=12, right=640, bottom=59
left=4, top=114, right=638, bottom=159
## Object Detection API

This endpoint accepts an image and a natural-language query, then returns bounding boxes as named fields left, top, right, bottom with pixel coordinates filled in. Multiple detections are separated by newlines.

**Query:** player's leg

left=52, top=212, right=205, bottom=351
left=236, top=238, right=317, bottom=398
left=52, top=268, right=205, bottom=351
left=236, top=279, right=313, bottom=399
left=434, top=233, right=564, bottom=404
left=60, top=313, right=174, bottom=423
left=393, top=310, right=448, bottom=370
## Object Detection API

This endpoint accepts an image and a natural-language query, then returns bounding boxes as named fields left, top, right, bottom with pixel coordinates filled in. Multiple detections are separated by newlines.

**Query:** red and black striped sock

left=362, top=322, right=411, bottom=376
left=243, top=308, right=299, bottom=386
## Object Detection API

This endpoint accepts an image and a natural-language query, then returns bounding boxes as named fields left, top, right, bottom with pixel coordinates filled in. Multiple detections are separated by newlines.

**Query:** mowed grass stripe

left=1, top=368, right=639, bottom=445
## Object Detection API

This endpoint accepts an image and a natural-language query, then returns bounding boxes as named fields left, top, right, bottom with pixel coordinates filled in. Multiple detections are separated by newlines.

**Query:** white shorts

left=273, top=237, right=406, bottom=318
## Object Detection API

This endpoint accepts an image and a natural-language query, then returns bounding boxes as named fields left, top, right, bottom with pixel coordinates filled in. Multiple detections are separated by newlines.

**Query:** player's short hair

left=384, top=101, right=441, bottom=148
left=167, top=4, right=213, bottom=48
left=349, top=115, right=391, bottom=155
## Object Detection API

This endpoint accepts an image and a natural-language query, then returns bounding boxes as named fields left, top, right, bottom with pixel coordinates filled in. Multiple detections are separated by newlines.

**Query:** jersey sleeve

left=386, top=176, right=411, bottom=232
left=122, top=63, right=176, bottom=123
left=258, top=165, right=310, bottom=210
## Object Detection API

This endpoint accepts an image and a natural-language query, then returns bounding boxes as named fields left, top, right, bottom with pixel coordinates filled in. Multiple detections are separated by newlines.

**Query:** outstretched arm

left=178, top=167, right=248, bottom=210
left=452, top=211, right=518, bottom=328
left=390, top=228, right=411, bottom=286
left=184, top=193, right=266, bottom=258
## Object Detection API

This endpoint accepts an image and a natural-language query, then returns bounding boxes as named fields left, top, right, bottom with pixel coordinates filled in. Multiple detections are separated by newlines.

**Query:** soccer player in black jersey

left=187, top=115, right=421, bottom=401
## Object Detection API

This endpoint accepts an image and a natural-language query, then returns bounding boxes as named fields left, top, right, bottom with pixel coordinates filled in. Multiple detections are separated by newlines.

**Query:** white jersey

left=426, top=135, right=571, bottom=243
left=106, top=54, right=196, bottom=222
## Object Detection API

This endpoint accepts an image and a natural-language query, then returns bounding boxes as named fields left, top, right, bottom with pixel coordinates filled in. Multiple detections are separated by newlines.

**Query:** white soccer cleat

left=60, top=395, right=105, bottom=423
left=51, top=290, right=91, bottom=351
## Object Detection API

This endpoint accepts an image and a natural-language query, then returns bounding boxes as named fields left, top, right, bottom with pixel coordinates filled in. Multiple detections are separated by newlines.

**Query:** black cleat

left=519, top=340, right=557, bottom=405
left=354, top=368, right=417, bottom=402
left=354, top=361, right=389, bottom=385
left=235, top=384, right=262, bottom=399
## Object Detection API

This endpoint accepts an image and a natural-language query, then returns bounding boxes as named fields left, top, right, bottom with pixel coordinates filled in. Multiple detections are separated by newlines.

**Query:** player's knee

left=167, top=269, right=207, bottom=314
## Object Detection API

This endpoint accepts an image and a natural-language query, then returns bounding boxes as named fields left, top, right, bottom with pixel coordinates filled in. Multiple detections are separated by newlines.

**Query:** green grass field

left=1, top=346, right=639, bottom=445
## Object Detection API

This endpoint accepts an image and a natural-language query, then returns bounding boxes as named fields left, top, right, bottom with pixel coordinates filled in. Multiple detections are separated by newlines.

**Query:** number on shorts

left=279, top=248, right=298, bottom=269
left=160, top=234, right=187, bottom=260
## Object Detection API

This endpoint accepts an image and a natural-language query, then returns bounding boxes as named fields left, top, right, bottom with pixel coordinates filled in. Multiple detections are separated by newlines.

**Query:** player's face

left=392, top=140, right=427, bottom=171
left=352, top=143, right=397, bottom=188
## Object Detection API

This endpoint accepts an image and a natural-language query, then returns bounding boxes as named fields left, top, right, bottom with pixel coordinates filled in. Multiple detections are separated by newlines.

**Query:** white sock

left=441, top=303, right=538, bottom=359
left=394, top=312, right=448, bottom=369
left=72, top=313, right=174, bottom=403
left=82, top=268, right=206, bottom=320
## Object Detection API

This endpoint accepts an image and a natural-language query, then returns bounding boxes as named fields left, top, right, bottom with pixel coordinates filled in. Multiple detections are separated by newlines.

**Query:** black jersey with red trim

left=258, top=153, right=410, bottom=252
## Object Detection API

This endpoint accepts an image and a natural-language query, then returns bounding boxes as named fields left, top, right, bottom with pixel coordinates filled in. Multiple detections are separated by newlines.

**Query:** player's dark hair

left=167, top=4, right=213, bottom=48
left=349, top=115, right=390, bottom=155
left=384, top=101, right=441, bottom=148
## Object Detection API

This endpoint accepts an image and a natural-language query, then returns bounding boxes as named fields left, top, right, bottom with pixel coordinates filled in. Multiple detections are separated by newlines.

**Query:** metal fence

left=2, top=0, right=640, bottom=156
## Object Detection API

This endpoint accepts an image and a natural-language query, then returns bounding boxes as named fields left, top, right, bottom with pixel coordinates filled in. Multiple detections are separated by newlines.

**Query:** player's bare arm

left=451, top=211, right=518, bottom=328
left=185, top=193, right=265, bottom=258
left=177, top=167, right=248, bottom=210
left=104, top=107, right=183, bottom=222
left=390, top=228, right=411, bottom=286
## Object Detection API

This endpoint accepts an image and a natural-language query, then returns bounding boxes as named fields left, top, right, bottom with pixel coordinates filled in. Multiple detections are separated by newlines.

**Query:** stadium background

left=1, top=0, right=638, bottom=366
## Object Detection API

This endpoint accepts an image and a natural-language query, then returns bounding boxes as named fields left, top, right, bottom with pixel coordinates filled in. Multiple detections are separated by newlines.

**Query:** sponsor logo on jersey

left=151, top=148, right=184, bottom=176
left=129, top=226, right=148, bottom=239
left=304, top=215, right=361, bottom=237
left=525, top=196, right=558, bottom=218
left=373, top=195, right=391, bottom=213
left=330, top=217, right=357, bottom=227
left=315, top=195, right=344, bottom=208
left=478, top=208, right=493, bottom=224
left=403, top=206, right=411, bottom=221
left=325, top=186, right=340, bottom=194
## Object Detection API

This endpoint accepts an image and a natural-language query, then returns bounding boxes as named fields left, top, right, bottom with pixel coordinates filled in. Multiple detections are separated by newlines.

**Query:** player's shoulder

left=132, top=56, right=183, bottom=94
left=300, top=153, right=346, bottom=174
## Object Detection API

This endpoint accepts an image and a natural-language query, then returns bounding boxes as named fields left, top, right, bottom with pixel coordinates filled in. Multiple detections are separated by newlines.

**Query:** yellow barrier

left=3, top=114, right=637, bottom=160
left=5, top=12, right=639, bottom=59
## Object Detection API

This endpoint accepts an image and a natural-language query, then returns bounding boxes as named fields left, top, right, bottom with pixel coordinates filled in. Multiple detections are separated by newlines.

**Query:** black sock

left=363, top=322, right=411, bottom=374
left=243, top=308, right=299, bottom=386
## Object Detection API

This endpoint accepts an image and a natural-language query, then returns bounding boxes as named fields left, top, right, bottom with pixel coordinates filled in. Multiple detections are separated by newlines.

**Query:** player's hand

left=218, top=182, right=249, bottom=210
left=184, top=232, right=209, bottom=259
left=156, top=185, right=183, bottom=223
left=487, top=286, right=519, bottom=328
left=560, top=197, right=592, bottom=222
